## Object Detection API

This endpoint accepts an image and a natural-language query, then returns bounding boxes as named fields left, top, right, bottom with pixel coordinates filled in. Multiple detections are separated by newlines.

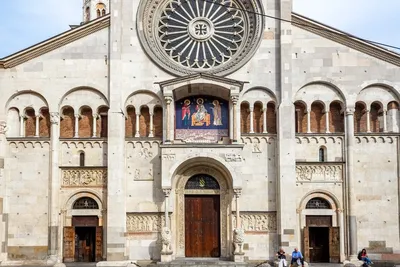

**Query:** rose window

left=138, top=0, right=264, bottom=76
left=158, top=0, right=245, bottom=69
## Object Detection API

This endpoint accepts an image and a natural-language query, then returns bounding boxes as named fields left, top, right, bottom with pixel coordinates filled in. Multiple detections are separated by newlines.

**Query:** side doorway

left=63, top=216, right=103, bottom=262
left=303, top=216, right=340, bottom=263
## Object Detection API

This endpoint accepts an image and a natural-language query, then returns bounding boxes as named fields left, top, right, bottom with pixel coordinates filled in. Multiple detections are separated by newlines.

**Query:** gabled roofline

left=156, top=73, right=247, bottom=88
left=292, top=12, right=400, bottom=67
left=0, top=15, right=110, bottom=69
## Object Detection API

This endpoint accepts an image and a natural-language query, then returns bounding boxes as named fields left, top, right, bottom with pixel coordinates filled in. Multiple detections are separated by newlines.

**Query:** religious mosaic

left=175, top=96, right=229, bottom=143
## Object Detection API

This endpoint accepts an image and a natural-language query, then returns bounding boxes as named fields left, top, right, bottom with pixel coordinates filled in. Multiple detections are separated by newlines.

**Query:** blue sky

left=0, top=0, right=399, bottom=58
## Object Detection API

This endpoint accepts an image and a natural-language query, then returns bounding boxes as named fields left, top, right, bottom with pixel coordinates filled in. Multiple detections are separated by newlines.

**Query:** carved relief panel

left=296, top=164, right=343, bottom=182
left=61, top=167, right=107, bottom=187
left=126, top=213, right=169, bottom=233
left=126, top=141, right=161, bottom=181
left=232, top=212, right=277, bottom=233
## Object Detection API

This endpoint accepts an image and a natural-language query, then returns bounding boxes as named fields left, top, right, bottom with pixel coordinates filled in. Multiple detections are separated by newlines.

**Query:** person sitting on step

left=290, top=247, right=304, bottom=267
left=276, top=248, right=288, bottom=267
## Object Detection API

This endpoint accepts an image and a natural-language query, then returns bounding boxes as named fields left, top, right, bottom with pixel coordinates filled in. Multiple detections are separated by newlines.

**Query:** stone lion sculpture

left=161, top=227, right=172, bottom=253
left=233, top=228, right=244, bottom=254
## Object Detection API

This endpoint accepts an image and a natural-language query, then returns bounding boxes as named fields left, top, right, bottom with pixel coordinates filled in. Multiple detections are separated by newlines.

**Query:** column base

left=343, top=260, right=364, bottom=267
left=233, top=254, right=245, bottom=262
left=161, top=252, right=173, bottom=262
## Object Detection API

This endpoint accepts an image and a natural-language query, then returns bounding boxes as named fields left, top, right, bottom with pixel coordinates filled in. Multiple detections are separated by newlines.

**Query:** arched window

left=85, top=7, right=90, bottom=21
left=102, top=9, right=106, bottom=16
left=185, top=174, right=220, bottom=190
left=306, top=197, right=331, bottom=209
left=97, top=9, right=101, bottom=17
left=319, top=147, right=326, bottom=162
left=79, top=152, right=85, bottom=167
left=73, top=197, right=99, bottom=209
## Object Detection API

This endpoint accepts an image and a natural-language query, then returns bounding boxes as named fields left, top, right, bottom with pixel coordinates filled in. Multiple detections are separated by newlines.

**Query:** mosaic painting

left=175, top=96, right=229, bottom=142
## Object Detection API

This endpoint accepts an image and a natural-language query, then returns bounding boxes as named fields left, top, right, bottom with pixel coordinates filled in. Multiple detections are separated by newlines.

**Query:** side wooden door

left=329, top=227, right=340, bottom=263
left=303, top=227, right=310, bottom=262
left=95, top=227, right=103, bottom=262
left=63, top=227, right=75, bottom=262
left=185, top=195, right=220, bottom=257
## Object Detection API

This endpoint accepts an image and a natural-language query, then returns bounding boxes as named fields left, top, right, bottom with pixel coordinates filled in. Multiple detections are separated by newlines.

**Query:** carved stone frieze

left=126, top=213, right=168, bottom=232
left=50, top=112, right=60, bottom=125
left=232, top=212, right=277, bottom=232
left=224, top=153, right=242, bottom=162
left=296, top=164, right=343, bottom=182
left=0, top=121, right=8, bottom=135
left=61, top=168, right=107, bottom=186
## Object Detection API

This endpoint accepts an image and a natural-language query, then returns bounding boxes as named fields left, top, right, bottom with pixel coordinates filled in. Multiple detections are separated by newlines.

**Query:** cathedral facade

left=0, top=0, right=400, bottom=265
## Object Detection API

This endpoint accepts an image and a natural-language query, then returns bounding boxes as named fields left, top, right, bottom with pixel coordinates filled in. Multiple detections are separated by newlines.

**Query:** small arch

left=370, top=102, right=382, bottom=132
left=267, top=102, right=277, bottom=133
left=306, top=197, right=331, bottom=209
left=139, top=106, right=151, bottom=137
left=79, top=106, right=93, bottom=138
left=294, top=101, right=307, bottom=133
left=97, top=106, right=109, bottom=138
left=299, top=191, right=340, bottom=211
left=153, top=105, right=163, bottom=138
left=73, top=197, right=99, bottom=209
left=24, top=107, right=36, bottom=137
left=185, top=174, right=220, bottom=190
left=126, top=106, right=136, bottom=137
left=79, top=151, right=85, bottom=167
left=85, top=7, right=90, bottom=21
left=240, top=102, right=250, bottom=134
left=310, top=101, right=325, bottom=133
left=60, top=106, right=75, bottom=138
left=253, top=102, right=263, bottom=133
left=39, top=107, right=50, bottom=137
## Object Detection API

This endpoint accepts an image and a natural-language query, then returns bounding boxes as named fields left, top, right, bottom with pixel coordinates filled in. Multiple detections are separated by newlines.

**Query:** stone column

left=35, top=114, right=41, bottom=137
left=233, top=189, right=244, bottom=262
left=338, top=209, right=346, bottom=262
left=92, top=113, right=98, bottom=137
left=231, top=95, right=239, bottom=143
left=249, top=107, right=254, bottom=133
left=161, top=188, right=172, bottom=262
left=345, top=108, right=357, bottom=260
left=165, top=96, right=173, bottom=143
left=149, top=111, right=154, bottom=138
left=306, top=109, right=311, bottom=133
left=74, top=114, right=80, bottom=138
left=19, top=115, right=25, bottom=137
left=49, top=112, right=62, bottom=262
left=262, top=107, right=268, bottom=133
left=366, top=110, right=371, bottom=133
left=383, top=109, right=387, bottom=132
left=325, top=111, right=330, bottom=133
left=135, top=112, right=140, bottom=137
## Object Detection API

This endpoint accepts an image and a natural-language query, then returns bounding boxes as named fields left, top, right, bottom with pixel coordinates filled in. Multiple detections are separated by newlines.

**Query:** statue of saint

left=211, top=100, right=222, bottom=126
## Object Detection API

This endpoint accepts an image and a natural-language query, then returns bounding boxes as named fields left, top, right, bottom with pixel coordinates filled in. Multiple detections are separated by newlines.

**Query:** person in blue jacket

left=291, top=247, right=304, bottom=267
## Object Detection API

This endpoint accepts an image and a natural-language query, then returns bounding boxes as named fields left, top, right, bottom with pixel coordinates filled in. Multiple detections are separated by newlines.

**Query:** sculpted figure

left=161, top=227, right=172, bottom=253
left=233, top=228, right=244, bottom=255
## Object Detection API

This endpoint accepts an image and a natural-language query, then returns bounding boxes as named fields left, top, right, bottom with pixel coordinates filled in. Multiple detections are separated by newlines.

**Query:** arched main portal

left=173, top=164, right=233, bottom=258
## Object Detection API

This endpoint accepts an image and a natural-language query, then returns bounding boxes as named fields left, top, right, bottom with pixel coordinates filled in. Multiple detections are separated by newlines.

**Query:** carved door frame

left=174, top=165, right=232, bottom=258
left=62, top=191, right=106, bottom=262
left=298, top=191, right=345, bottom=262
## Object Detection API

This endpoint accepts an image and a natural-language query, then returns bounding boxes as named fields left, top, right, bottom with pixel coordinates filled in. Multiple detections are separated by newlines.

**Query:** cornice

left=0, top=15, right=110, bottom=69
left=292, top=13, right=400, bottom=67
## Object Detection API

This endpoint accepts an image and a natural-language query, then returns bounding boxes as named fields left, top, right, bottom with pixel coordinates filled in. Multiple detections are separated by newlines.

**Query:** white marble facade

left=0, top=0, right=400, bottom=265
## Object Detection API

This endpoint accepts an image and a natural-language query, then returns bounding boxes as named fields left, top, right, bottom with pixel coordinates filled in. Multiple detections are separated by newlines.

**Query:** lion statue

left=233, top=228, right=244, bottom=254
left=161, top=227, right=172, bottom=253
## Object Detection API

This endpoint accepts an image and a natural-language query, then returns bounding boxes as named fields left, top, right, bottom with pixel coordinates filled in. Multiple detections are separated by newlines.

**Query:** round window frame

left=136, top=0, right=265, bottom=76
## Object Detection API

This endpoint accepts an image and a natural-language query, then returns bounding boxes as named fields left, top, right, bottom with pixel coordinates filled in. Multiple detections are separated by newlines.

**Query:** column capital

left=0, top=121, right=8, bottom=135
left=20, top=114, right=26, bottom=119
left=233, top=188, right=242, bottom=198
left=345, top=108, right=355, bottom=116
left=50, top=112, right=60, bottom=125
left=231, top=95, right=239, bottom=104
left=249, top=107, right=254, bottom=112
left=164, top=96, right=173, bottom=105
left=93, top=113, right=99, bottom=119
left=74, top=114, right=81, bottom=119
left=163, top=188, right=172, bottom=197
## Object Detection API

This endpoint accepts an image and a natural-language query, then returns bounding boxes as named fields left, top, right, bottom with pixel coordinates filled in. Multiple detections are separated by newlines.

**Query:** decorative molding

left=126, top=213, right=169, bottom=233
left=9, top=140, right=50, bottom=149
left=60, top=140, right=107, bottom=149
left=233, top=189, right=242, bottom=198
left=296, top=163, right=343, bottom=182
left=61, top=167, right=107, bottom=187
left=252, top=143, right=262, bottom=153
left=0, top=15, right=110, bottom=69
left=292, top=13, right=400, bottom=67
left=163, top=188, right=171, bottom=197
left=295, top=135, right=344, bottom=144
left=232, top=212, right=277, bottom=232
left=355, top=136, right=395, bottom=144
left=224, top=153, right=242, bottom=162
left=241, top=136, right=276, bottom=144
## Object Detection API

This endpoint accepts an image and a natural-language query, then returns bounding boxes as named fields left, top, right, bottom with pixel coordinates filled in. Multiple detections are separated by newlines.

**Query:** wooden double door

left=63, top=216, right=103, bottom=262
left=185, top=195, right=221, bottom=257
left=303, top=216, right=340, bottom=263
